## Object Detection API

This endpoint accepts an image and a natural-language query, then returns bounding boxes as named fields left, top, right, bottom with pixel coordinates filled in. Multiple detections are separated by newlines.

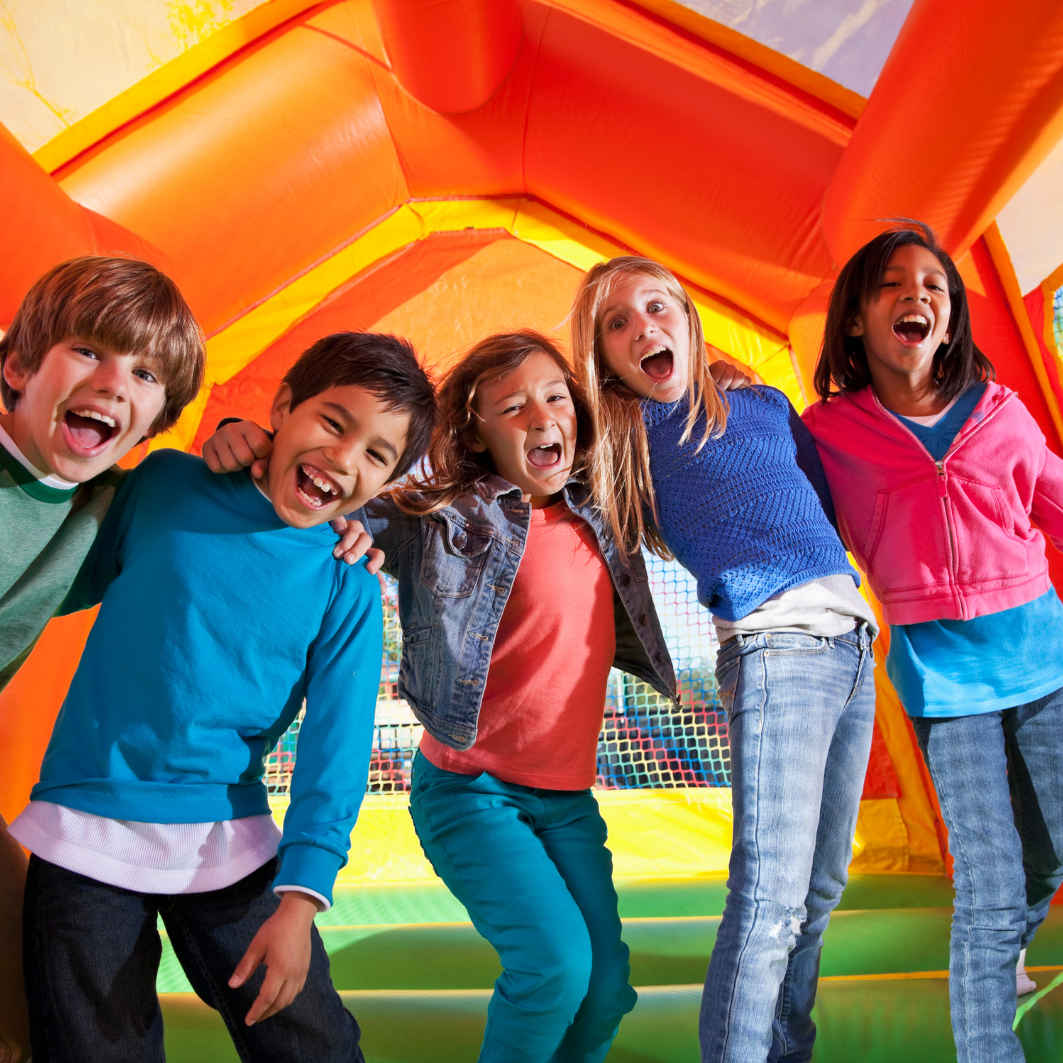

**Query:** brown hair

left=0, top=255, right=205, bottom=435
left=392, top=330, right=592, bottom=514
left=815, top=220, right=993, bottom=402
left=570, top=256, right=728, bottom=556
left=281, top=331, right=437, bottom=480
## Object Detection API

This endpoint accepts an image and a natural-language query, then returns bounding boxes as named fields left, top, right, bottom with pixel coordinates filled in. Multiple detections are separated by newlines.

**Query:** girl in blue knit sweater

left=571, top=257, right=878, bottom=1063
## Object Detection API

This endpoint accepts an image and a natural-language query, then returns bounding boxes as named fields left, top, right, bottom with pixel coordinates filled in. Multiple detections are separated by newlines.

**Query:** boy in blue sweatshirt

left=10, top=332, right=437, bottom=1063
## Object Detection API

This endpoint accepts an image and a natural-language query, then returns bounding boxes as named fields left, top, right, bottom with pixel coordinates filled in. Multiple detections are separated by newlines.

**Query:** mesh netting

left=264, top=555, right=728, bottom=796
left=1054, top=284, right=1063, bottom=356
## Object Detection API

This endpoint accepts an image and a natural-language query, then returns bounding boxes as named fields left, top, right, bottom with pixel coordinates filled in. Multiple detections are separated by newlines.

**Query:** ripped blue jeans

left=699, top=626, right=875, bottom=1063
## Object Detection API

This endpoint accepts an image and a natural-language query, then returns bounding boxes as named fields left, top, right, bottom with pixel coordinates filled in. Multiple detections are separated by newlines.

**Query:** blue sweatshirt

left=643, top=386, right=857, bottom=621
left=35, top=449, right=382, bottom=904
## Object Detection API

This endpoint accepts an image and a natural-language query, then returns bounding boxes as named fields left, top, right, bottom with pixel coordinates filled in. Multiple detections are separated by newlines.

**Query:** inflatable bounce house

left=2, top=0, right=1063, bottom=1059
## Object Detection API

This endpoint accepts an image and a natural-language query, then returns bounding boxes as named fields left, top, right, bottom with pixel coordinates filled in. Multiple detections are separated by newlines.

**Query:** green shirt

left=0, top=441, right=123, bottom=690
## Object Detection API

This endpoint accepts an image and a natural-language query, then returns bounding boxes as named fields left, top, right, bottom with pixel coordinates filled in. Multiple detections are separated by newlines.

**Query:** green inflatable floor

left=158, top=875, right=1063, bottom=1062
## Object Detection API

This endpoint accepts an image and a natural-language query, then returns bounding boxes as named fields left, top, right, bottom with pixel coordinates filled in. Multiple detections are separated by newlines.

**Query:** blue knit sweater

left=643, top=386, right=857, bottom=621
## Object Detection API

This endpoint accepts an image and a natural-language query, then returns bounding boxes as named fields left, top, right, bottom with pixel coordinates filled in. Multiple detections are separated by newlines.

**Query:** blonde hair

left=392, top=330, right=593, bottom=515
left=570, top=256, right=728, bottom=556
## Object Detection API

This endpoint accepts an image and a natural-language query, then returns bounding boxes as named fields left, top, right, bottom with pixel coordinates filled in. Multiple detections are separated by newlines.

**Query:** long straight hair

left=815, top=220, right=994, bottom=402
left=570, top=257, right=728, bottom=556
left=391, top=330, right=593, bottom=515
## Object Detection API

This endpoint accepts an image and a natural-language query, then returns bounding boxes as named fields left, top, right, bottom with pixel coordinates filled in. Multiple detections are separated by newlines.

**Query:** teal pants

left=409, top=751, right=637, bottom=1063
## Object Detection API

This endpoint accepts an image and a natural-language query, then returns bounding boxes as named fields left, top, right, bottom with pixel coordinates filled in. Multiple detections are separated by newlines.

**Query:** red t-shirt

left=419, top=500, right=616, bottom=789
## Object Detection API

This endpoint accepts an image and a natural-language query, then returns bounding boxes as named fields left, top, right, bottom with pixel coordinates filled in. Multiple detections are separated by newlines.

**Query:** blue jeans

left=409, top=752, right=637, bottom=1063
left=23, top=855, right=362, bottom=1063
left=911, top=686, right=1063, bottom=1063
left=700, top=626, right=876, bottom=1063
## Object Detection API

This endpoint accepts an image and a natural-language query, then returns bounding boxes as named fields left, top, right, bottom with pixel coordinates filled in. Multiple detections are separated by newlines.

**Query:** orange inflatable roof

left=2, top=0, right=1062, bottom=437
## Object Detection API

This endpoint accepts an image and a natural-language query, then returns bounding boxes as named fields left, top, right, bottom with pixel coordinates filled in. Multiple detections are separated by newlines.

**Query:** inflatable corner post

left=3, top=0, right=1063, bottom=946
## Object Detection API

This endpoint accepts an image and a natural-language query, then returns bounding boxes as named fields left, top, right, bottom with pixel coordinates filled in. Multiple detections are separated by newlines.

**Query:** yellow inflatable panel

left=270, top=789, right=913, bottom=885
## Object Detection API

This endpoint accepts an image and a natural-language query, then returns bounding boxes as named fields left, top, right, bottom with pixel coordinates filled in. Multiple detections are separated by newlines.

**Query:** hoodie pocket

left=861, top=478, right=952, bottom=597
left=949, top=478, right=1032, bottom=585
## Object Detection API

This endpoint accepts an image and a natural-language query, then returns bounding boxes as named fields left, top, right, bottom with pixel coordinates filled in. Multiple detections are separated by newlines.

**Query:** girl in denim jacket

left=805, top=223, right=1063, bottom=1063
left=360, top=331, right=675, bottom=1063
left=570, top=258, right=879, bottom=1063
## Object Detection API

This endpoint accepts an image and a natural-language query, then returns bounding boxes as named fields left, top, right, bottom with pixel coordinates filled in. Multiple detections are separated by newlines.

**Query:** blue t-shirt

left=38, top=449, right=383, bottom=904
left=886, top=384, right=1063, bottom=717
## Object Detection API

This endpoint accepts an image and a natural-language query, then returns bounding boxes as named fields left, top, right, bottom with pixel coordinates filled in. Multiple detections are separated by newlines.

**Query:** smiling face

left=848, top=243, right=952, bottom=394
left=266, top=382, right=410, bottom=528
left=467, top=351, right=578, bottom=508
left=1, top=337, right=167, bottom=482
left=597, top=272, right=691, bottom=403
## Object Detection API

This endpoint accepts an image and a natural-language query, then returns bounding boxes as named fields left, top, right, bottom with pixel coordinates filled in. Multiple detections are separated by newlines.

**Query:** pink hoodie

left=802, top=381, right=1063, bottom=625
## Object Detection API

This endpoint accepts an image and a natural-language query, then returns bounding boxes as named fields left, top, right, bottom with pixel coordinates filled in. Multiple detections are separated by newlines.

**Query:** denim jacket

left=357, top=475, right=677, bottom=751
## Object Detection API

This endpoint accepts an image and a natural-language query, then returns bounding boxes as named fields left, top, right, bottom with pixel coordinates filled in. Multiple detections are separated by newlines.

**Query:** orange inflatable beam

left=0, top=127, right=172, bottom=328
left=823, top=0, right=1063, bottom=267
left=0, top=126, right=93, bottom=326
left=371, top=0, right=523, bottom=113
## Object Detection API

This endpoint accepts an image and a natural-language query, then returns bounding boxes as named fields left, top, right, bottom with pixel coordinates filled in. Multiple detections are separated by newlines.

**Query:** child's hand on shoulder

left=229, top=889, right=319, bottom=1024
left=708, top=350, right=756, bottom=391
left=204, top=420, right=383, bottom=570
left=329, top=515, right=385, bottom=573
left=203, top=419, right=273, bottom=480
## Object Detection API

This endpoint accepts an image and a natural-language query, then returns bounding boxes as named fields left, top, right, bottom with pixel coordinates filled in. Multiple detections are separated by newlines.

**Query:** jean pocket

left=763, top=635, right=829, bottom=657
left=715, top=655, right=741, bottom=715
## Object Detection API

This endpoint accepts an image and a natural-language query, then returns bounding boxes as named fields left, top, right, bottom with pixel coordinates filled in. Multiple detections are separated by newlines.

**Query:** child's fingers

left=240, top=424, right=274, bottom=459
left=364, top=547, right=385, bottom=575
left=251, top=457, right=269, bottom=482
left=229, top=937, right=266, bottom=990
left=334, top=530, right=371, bottom=564
left=202, top=442, right=223, bottom=473
left=229, top=436, right=262, bottom=469
left=244, top=966, right=285, bottom=1026
left=253, top=972, right=308, bottom=1023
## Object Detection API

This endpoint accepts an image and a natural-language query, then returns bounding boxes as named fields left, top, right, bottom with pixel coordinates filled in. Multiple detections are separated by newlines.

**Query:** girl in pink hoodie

left=803, top=222, right=1063, bottom=1063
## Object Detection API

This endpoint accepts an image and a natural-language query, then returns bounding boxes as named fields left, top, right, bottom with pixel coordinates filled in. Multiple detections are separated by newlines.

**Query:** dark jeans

left=23, top=855, right=363, bottom=1063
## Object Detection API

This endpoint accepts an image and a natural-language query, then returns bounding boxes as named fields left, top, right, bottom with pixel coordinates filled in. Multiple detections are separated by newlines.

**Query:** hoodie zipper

left=870, top=389, right=1012, bottom=621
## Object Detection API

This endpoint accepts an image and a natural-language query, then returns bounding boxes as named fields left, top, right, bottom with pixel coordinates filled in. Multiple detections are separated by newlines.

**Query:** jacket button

left=620, top=574, right=632, bottom=587
left=639, top=614, right=647, bottom=626
left=453, top=534, right=466, bottom=548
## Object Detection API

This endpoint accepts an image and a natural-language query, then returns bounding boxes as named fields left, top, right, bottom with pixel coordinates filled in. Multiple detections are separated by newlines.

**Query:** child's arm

left=1031, top=437, right=1063, bottom=551
left=353, top=496, right=423, bottom=580
left=230, top=568, right=382, bottom=1020
left=202, top=418, right=383, bottom=570
left=58, top=465, right=142, bottom=613
left=228, top=891, right=319, bottom=1024
left=787, top=402, right=841, bottom=531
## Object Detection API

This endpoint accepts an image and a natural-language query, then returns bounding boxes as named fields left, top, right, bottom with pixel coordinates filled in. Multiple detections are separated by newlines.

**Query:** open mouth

left=63, top=408, right=119, bottom=452
left=640, top=345, right=674, bottom=382
left=892, top=314, right=931, bottom=345
left=295, top=463, right=342, bottom=509
left=527, top=443, right=562, bottom=469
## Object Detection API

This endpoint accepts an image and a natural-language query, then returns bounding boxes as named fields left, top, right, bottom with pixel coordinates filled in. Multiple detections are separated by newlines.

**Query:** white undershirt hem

left=713, top=575, right=879, bottom=641
left=10, top=802, right=282, bottom=895
left=275, top=884, right=330, bottom=911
